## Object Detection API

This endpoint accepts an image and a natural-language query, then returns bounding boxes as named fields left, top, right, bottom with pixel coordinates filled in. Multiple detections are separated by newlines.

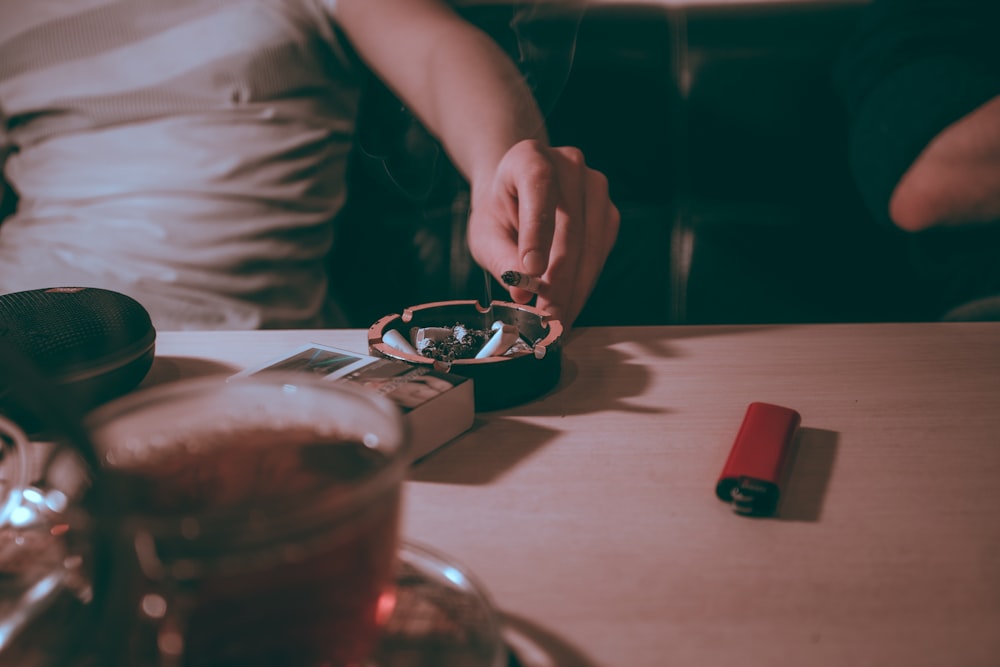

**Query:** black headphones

left=0, top=286, right=155, bottom=423
left=0, top=286, right=153, bottom=664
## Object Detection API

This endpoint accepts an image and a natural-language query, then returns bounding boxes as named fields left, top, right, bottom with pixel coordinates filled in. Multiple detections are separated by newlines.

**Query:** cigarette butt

left=414, top=327, right=452, bottom=352
left=383, top=329, right=418, bottom=356
left=501, top=270, right=542, bottom=294
left=502, top=338, right=534, bottom=357
left=475, top=323, right=520, bottom=359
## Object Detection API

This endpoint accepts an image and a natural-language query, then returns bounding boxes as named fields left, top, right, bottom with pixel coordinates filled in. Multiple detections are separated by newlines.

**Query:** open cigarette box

left=230, top=342, right=475, bottom=463
left=368, top=300, right=563, bottom=411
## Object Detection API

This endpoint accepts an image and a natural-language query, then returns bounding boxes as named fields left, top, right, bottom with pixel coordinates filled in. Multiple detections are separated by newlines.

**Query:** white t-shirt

left=0, top=0, right=361, bottom=329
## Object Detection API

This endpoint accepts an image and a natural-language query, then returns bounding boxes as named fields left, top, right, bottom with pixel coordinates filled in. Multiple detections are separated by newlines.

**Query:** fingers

left=509, top=141, right=558, bottom=276
left=469, top=139, right=556, bottom=304
left=535, top=148, right=586, bottom=324
left=572, top=168, right=619, bottom=321
left=467, top=140, right=619, bottom=327
left=538, top=147, right=618, bottom=327
left=466, top=201, right=536, bottom=306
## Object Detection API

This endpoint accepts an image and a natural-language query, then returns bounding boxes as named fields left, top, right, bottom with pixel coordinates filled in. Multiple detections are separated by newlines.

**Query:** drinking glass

left=85, top=372, right=409, bottom=667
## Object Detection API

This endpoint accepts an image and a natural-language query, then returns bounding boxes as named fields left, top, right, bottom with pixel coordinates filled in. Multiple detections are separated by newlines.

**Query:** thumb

left=468, top=227, right=540, bottom=306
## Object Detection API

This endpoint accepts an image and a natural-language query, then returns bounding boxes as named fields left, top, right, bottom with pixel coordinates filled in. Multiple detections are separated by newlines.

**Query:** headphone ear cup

left=0, top=287, right=156, bottom=418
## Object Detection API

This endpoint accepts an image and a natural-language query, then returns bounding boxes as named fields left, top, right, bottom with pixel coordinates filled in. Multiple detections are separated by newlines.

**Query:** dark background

left=331, top=1, right=936, bottom=328
left=0, top=2, right=959, bottom=328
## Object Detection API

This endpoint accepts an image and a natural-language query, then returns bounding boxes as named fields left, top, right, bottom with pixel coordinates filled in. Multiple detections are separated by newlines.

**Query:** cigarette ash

left=409, top=322, right=533, bottom=362
left=418, top=323, right=490, bottom=362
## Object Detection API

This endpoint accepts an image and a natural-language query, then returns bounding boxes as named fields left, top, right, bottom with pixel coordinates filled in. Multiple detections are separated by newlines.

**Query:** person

left=0, top=0, right=619, bottom=330
left=835, top=0, right=1000, bottom=319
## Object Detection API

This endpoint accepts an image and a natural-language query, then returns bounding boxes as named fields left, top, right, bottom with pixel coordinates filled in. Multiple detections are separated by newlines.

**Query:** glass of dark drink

left=84, top=372, right=409, bottom=667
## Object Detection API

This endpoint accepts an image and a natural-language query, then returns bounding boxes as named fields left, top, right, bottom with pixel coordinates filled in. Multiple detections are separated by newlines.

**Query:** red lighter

left=715, top=402, right=801, bottom=517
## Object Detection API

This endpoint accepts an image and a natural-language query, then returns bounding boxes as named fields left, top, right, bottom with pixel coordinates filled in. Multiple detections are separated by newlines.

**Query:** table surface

left=147, top=322, right=1000, bottom=667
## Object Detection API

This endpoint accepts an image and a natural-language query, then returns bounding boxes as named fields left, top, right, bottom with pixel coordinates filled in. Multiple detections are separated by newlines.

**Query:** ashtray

left=368, top=300, right=563, bottom=411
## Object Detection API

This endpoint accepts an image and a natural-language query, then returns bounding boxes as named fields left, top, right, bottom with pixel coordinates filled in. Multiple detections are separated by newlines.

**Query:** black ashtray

left=368, top=300, right=563, bottom=411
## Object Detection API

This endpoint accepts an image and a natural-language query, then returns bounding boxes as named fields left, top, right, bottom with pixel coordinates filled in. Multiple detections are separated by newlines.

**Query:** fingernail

left=522, top=250, right=546, bottom=275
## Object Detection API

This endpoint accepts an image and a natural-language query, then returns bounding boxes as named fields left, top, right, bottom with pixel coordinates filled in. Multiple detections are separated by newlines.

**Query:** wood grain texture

left=153, top=323, right=1000, bottom=667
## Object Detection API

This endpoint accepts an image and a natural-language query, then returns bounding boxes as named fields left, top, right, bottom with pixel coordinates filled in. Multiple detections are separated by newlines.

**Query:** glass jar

left=84, top=372, right=409, bottom=667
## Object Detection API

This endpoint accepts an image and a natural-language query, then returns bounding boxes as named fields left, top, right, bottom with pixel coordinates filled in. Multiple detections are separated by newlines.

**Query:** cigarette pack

left=231, top=343, right=475, bottom=463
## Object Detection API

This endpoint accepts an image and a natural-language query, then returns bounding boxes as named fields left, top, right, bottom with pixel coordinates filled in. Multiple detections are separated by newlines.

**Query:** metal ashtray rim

left=367, top=299, right=563, bottom=368
left=367, top=299, right=564, bottom=411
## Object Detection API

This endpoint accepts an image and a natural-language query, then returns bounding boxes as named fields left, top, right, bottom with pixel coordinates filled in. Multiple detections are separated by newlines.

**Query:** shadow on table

left=501, top=612, right=600, bottom=667
left=778, top=427, right=839, bottom=522
left=409, top=418, right=560, bottom=485
left=413, top=326, right=787, bottom=484
left=139, top=356, right=240, bottom=389
left=500, top=345, right=666, bottom=419
left=511, top=325, right=782, bottom=419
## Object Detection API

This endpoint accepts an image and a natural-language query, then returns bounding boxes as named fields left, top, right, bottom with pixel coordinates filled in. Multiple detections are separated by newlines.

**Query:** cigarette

left=475, top=323, right=520, bottom=359
left=382, top=329, right=418, bottom=356
left=501, top=270, right=541, bottom=294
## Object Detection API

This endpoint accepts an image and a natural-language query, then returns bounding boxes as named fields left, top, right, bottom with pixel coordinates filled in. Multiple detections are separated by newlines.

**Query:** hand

left=890, top=94, right=1000, bottom=231
left=467, top=139, right=620, bottom=327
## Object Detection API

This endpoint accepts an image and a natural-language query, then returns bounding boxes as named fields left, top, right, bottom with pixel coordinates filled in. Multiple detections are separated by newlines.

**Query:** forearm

left=333, top=0, right=548, bottom=188
left=890, top=94, right=1000, bottom=231
left=411, top=24, right=549, bottom=188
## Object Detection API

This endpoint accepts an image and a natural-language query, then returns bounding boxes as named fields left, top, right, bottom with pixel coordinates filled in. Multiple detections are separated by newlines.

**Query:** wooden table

left=147, top=322, right=1000, bottom=667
